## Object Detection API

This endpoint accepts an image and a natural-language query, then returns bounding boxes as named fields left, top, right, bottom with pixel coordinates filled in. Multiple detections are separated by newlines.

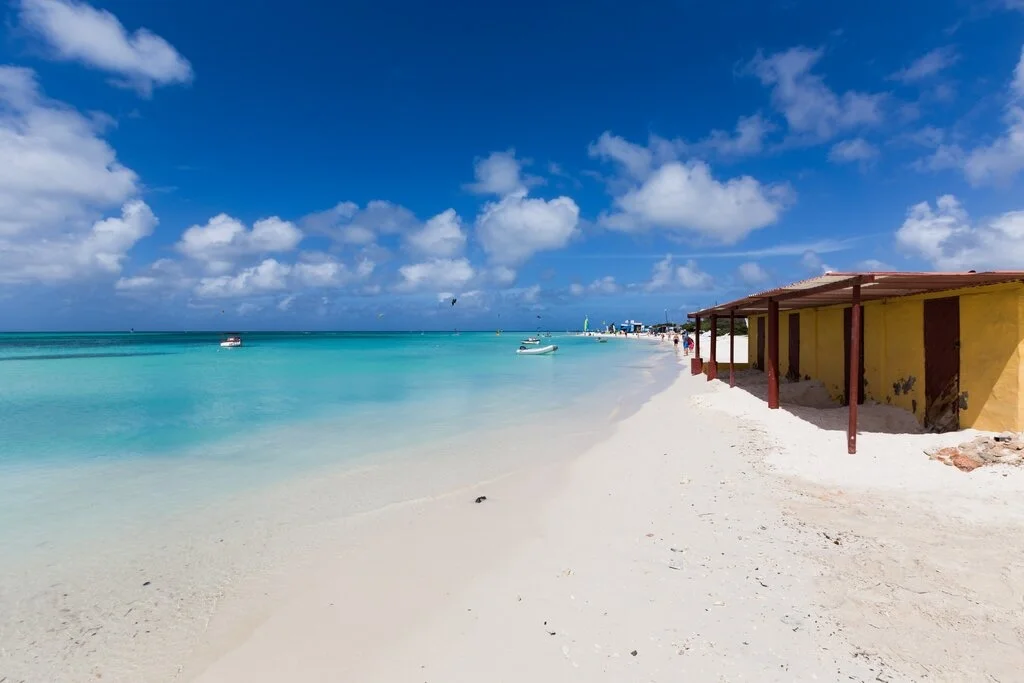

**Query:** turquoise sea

left=0, top=332, right=673, bottom=549
left=0, top=331, right=676, bottom=680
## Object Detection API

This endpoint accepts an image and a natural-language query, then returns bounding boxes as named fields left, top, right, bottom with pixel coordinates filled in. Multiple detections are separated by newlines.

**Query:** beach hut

left=687, top=271, right=1024, bottom=453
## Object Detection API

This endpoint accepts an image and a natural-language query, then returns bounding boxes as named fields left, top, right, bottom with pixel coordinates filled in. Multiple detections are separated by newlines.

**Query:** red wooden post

left=691, top=316, right=703, bottom=375
left=848, top=283, right=862, bottom=454
left=729, top=310, right=736, bottom=387
left=767, top=298, right=780, bottom=409
left=708, top=314, right=718, bottom=380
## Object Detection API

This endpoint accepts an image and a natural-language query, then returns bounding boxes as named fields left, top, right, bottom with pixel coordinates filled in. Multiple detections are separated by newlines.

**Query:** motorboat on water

left=521, top=337, right=541, bottom=345
left=517, top=344, right=557, bottom=355
left=220, top=335, right=242, bottom=348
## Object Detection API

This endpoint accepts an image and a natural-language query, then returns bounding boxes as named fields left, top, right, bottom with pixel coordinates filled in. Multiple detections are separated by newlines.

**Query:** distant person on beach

left=673, top=335, right=679, bottom=350
left=683, top=334, right=692, bottom=356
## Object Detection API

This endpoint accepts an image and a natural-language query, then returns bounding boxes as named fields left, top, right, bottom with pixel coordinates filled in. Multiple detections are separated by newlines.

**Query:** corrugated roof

left=688, top=271, right=1024, bottom=318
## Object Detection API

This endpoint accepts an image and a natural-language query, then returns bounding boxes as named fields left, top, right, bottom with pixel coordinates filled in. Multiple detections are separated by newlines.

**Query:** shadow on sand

left=717, top=369, right=923, bottom=436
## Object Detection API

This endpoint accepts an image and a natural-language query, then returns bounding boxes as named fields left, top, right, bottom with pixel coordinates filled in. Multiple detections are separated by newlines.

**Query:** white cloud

left=889, top=47, right=959, bottom=84
left=184, top=252, right=369, bottom=299
left=464, top=149, right=540, bottom=196
left=397, top=258, right=476, bottom=292
left=829, top=138, right=879, bottom=164
left=194, top=259, right=292, bottom=298
left=645, top=256, right=713, bottom=291
left=1, top=199, right=157, bottom=284
left=293, top=260, right=344, bottom=287
left=857, top=259, right=894, bottom=271
left=115, top=258, right=191, bottom=295
left=405, top=208, right=466, bottom=258
left=737, top=261, right=769, bottom=285
left=598, top=157, right=791, bottom=243
left=0, top=66, right=155, bottom=283
left=963, top=107, right=1024, bottom=185
left=588, top=132, right=656, bottom=180
left=569, top=276, right=620, bottom=296
left=277, top=295, right=296, bottom=311
left=801, top=250, right=834, bottom=274
left=745, top=46, right=884, bottom=141
left=476, top=192, right=580, bottom=265
left=487, top=265, right=517, bottom=286
left=18, top=0, right=193, bottom=96
left=687, top=113, right=776, bottom=158
left=895, top=195, right=1024, bottom=269
left=963, top=47, right=1024, bottom=185
left=912, top=143, right=965, bottom=172
left=176, top=214, right=303, bottom=266
left=302, top=200, right=418, bottom=245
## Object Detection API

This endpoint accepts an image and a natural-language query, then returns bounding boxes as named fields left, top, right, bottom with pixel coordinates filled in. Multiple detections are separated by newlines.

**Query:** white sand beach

left=186, top=360, right=1024, bottom=683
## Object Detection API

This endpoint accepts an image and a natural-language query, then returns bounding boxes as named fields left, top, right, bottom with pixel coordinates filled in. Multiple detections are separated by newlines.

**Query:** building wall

left=742, top=283, right=1024, bottom=431
left=959, top=285, right=1023, bottom=431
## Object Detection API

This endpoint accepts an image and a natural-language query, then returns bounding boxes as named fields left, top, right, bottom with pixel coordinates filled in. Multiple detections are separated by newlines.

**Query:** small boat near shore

left=517, top=344, right=557, bottom=355
left=220, top=335, right=242, bottom=348
left=521, top=337, right=541, bottom=345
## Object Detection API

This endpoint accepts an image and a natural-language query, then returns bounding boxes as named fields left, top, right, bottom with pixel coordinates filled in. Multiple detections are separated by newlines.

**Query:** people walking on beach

left=673, top=334, right=679, bottom=350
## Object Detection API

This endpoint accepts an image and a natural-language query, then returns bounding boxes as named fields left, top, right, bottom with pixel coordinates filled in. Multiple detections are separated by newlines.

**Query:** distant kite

left=377, top=313, right=385, bottom=318
left=451, top=297, right=457, bottom=306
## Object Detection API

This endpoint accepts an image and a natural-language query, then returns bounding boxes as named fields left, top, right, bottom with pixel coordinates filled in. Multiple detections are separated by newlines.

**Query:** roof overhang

left=687, top=271, right=1024, bottom=318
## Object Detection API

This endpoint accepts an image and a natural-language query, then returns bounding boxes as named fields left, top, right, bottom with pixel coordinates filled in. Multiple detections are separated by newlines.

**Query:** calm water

left=0, top=332, right=660, bottom=464
left=0, top=332, right=676, bottom=681
left=0, top=332, right=672, bottom=547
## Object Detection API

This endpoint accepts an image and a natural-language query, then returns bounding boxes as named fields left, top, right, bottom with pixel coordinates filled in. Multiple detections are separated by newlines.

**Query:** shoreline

left=190, top=361, right=880, bottom=682
left=0, top=339, right=677, bottom=683
left=193, top=359, right=1024, bottom=682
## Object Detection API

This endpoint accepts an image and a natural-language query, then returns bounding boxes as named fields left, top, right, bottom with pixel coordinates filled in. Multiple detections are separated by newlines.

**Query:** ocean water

left=0, top=332, right=672, bottom=549
left=0, top=331, right=675, bottom=680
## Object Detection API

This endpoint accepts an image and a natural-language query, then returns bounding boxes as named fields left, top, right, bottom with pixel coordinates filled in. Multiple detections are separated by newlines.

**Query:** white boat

left=220, top=335, right=242, bottom=348
left=517, top=344, right=557, bottom=355
left=521, top=337, right=541, bottom=345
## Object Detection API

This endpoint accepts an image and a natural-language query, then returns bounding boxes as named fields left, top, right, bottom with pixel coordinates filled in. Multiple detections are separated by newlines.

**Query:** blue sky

left=2, top=0, right=1024, bottom=331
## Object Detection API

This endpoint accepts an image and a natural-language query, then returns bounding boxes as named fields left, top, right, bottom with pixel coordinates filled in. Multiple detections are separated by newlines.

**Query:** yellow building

left=688, top=272, right=1024, bottom=450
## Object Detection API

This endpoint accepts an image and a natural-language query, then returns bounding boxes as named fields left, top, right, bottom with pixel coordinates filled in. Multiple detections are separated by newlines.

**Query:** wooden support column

left=848, top=282, right=862, bottom=454
left=729, top=310, right=736, bottom=387
left=707, top=314, right=718, bottom=380
left=691, top=316, right=703, bottom=375
left=767, top=298, right=779, bottom=409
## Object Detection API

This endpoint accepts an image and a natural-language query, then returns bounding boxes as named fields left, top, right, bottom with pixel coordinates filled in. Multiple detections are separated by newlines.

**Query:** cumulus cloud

left=744, top=46, right=884, bottom=142
left=476, top=192, right=580, bottom=265
left=487, top=266, right=517, bottom=286
left=801, top=250, right=834, bottom=274
left=895, top=195, right=1024, bottom=269
left=302, top=200, right=418, bottom=245
left=405, top=208, right=466, bottom=258
left=829, top=138, right=879, bottom=165
left=963, top=47, right=1024, bottom=185
left=588, top=132, right=659, bottom=180
left=176, top=214, right=303, bottom=268
left=18, top=0, right=193, bottom=96
left=397, top=257, right=476, bottom=292
left=596, top=154, right=791, bottom=243
left=194, top=259, right=292, bottom=298
left=685, top=113, right=776, bottom=158
left=0, top=66, right=154, bottom=283
left=464, top=149, right=540, bottom=196
left=737, top=262, right=769, bottom=286
left=645, top=256, right=713, bottom=291
left=888, top=47, right=959, bottom=84
left=569, top=276, right=619, bottom=296
left=2, top=199, right=156, bottom=284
